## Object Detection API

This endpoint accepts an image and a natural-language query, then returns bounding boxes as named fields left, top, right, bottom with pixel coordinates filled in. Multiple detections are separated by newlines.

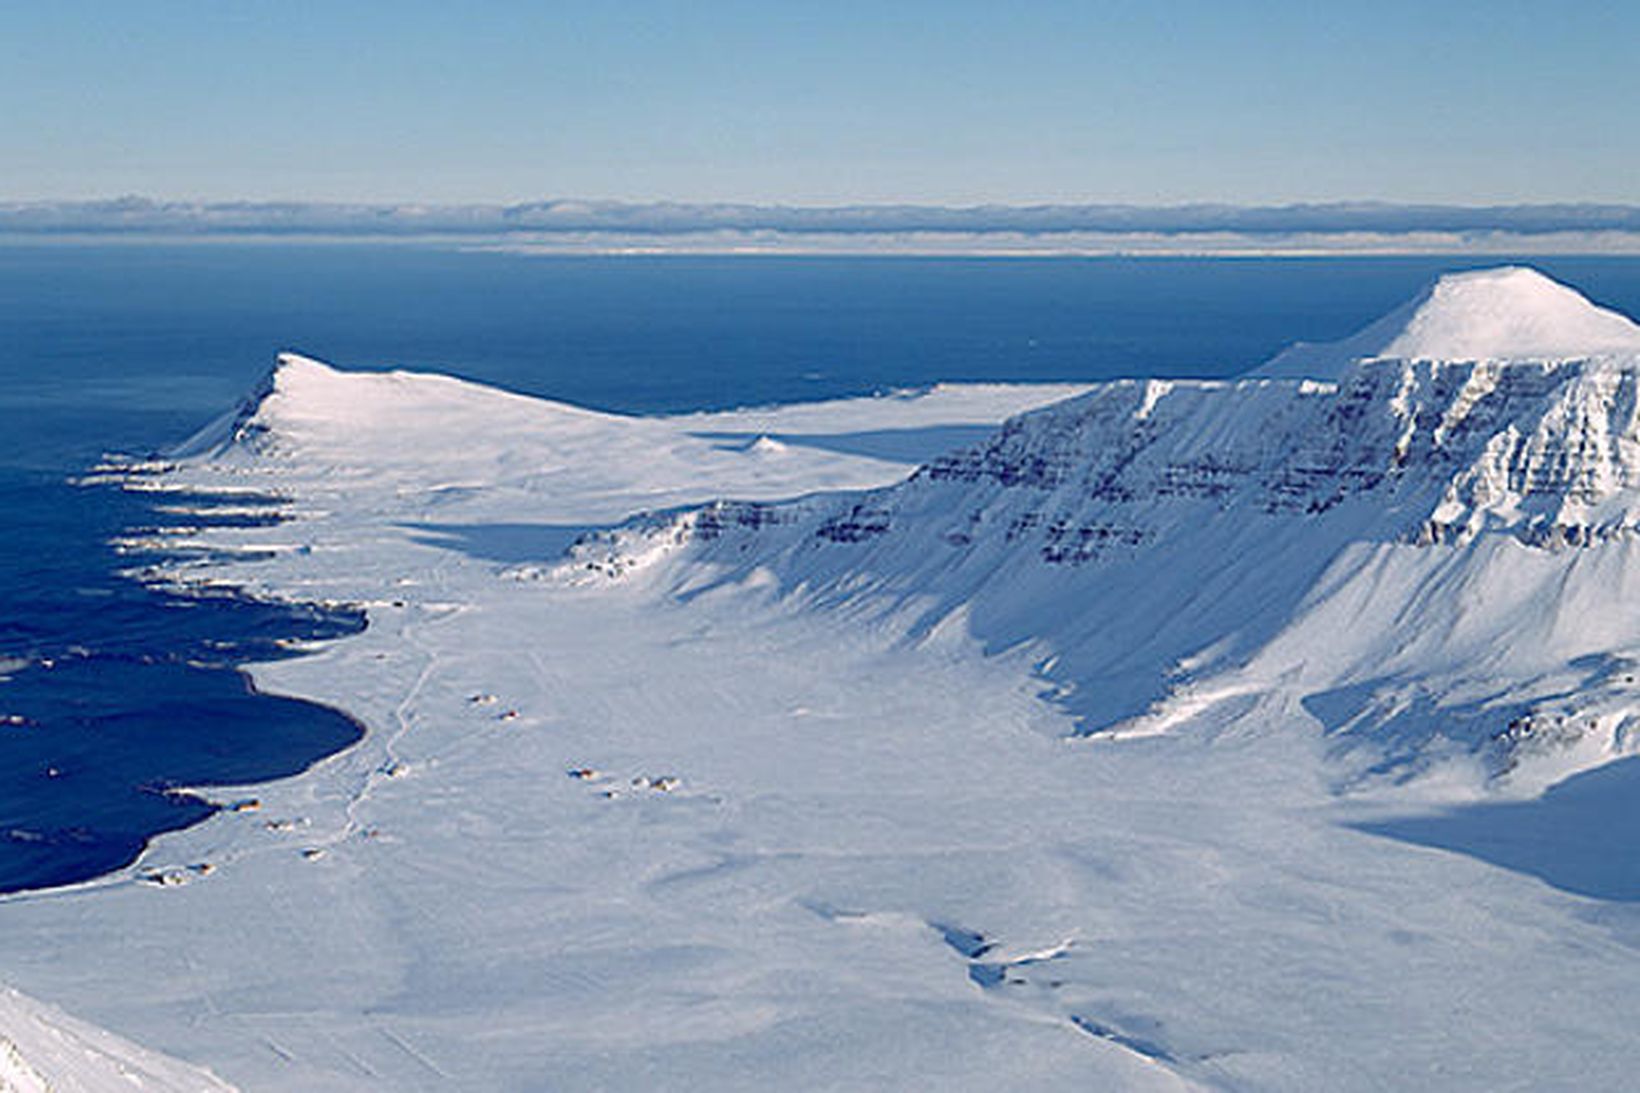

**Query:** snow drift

left=0, top=985, right=230, bottom=1092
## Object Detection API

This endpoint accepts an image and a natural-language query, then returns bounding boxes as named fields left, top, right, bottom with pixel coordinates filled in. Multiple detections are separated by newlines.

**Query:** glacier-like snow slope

left=10, top=268, right=1640, bottom=1090
left=0, top=985, right=230, bottom=1093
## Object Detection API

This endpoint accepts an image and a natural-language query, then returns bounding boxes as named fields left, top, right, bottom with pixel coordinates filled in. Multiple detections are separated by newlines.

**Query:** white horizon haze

left=11, top=197, right=1640, bottom=256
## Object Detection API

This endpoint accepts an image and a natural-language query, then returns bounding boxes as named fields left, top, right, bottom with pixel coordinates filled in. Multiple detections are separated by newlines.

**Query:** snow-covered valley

left=9, top=267, right=1640, bottom=1090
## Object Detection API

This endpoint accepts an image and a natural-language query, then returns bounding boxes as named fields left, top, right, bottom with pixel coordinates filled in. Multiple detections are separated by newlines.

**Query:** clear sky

left=5, top=0, right=1637, bottom=206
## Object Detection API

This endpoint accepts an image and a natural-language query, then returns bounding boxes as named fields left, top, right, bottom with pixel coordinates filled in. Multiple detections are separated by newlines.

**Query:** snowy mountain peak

left=555, top=271, right=1640, bottom=786
left=1260, top=266, right=1640, bottom=378
left=271, top=349, right=340, bottom=382
left=172, top=350, right=368, bottom=458
left=170, top=350, right=624, bottom=460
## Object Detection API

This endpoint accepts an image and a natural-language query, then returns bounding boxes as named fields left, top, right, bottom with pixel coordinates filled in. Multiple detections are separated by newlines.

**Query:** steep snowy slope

left=0, top=984, right=231, bottom=1092
left=570, top=269, right=1640, bottom=790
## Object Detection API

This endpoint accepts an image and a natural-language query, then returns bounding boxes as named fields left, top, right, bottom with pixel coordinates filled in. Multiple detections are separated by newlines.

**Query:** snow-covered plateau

left=10, top=266, right=1640, bottom=1090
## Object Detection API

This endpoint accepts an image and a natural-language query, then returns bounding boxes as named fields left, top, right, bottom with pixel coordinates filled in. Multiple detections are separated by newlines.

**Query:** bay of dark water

left=5, top=246, right=1640, bottom=894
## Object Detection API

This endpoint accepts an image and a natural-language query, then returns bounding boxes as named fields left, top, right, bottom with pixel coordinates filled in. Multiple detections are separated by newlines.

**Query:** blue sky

left=6, top=0, right=1637, bottom=205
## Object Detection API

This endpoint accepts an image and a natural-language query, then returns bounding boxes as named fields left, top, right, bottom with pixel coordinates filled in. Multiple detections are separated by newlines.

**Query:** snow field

left=13, top=269, right=1640, bottom=1089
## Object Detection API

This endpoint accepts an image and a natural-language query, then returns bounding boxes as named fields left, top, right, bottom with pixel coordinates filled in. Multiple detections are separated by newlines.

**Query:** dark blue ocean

left=5, top=246, right=1640, bottom=894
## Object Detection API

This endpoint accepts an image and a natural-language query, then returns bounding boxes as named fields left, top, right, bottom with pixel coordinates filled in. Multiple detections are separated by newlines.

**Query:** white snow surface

left=0, top=985, right=231, bottom=1092
left=14, top=269, right=1640, bottom=1090
left=1259, top=265, right=1640, bottom=378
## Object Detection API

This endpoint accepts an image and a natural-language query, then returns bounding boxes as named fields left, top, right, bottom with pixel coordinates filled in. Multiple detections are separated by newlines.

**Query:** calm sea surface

left=4, top=247, right=1640, bottom=893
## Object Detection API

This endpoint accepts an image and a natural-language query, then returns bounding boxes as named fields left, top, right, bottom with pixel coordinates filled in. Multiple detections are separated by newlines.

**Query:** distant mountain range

left=9, top=198, right=1640, bottom=252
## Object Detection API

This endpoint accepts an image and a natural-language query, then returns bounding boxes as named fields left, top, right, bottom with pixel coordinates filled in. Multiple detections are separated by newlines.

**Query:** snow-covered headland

left=9, top=267, right=1640, bottom=1090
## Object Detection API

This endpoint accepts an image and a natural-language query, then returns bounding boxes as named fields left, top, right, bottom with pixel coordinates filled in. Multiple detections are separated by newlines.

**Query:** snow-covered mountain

left=23, top=266, right=1640, bottom=1093
left=567, top=267, right=1640, bottom=790
left=1258, top=265, right=1640, bottom=377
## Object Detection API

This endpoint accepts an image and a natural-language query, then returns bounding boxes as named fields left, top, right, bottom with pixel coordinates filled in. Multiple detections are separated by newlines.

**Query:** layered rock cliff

left=563, top=269, right=1640, bottom=789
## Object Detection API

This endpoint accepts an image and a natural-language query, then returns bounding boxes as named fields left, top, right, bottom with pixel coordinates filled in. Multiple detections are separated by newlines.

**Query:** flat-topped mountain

left=570, top=268, right=1640, bottom=788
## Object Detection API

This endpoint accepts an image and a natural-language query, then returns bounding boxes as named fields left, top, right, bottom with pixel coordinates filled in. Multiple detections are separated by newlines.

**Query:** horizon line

left=10, top=198, right=1640, bottom=257
left=8, top=197, right=1640, bottom=235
